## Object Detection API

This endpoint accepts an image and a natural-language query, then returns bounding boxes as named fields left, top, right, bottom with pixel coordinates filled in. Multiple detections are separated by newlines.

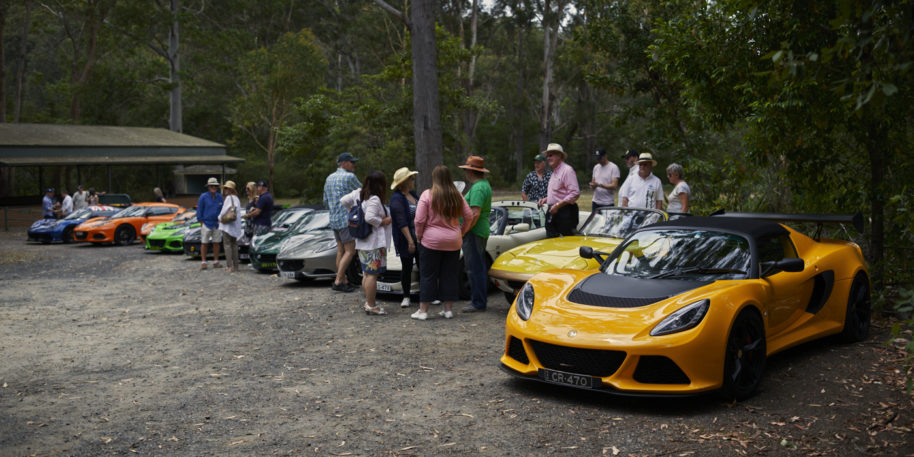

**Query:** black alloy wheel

left=840, top=272, right=871, bottom=343
left=721, top=309, right=766, bottom=401
left=62, top=226, right=74, bottom=244
left=114, top=225, right=135, bottom=246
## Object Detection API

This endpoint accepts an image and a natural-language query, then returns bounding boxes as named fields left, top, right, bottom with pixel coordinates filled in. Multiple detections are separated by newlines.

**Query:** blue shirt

left=197, top=191, right=224, bottom=229
left=42, top=195, right=55, bottom=218
left=323, top=168, right=361, bottom=230
left=254, top=192, right=274, bottom=226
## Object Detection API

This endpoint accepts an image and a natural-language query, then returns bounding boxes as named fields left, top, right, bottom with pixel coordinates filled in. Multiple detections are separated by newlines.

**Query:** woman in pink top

left=411, top=165, right=473, bottom=320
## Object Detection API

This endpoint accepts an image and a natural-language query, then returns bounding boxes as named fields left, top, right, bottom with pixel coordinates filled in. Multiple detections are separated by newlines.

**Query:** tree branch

left=371, top=0, right=408, bottom=27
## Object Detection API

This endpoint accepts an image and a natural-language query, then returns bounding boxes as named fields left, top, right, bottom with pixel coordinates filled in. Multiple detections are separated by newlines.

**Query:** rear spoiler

left=710, top=210, right=864, bottom=234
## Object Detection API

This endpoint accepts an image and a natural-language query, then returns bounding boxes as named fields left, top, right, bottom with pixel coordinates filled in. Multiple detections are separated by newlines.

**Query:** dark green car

left=249, top=208, right=322, bottom=272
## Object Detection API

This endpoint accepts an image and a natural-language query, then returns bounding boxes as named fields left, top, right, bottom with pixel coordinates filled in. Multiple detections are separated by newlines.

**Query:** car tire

left=840, top=272, right=871, bottom=343
left=62, top=227, right=74, bottom=244
left=114, top=225, right=135, bottom=246
left=720, top=308, right=766, bottom=401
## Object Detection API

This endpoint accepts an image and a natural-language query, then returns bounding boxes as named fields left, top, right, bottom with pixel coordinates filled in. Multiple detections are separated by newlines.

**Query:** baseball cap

left=622, top=148, right=639, bottom=159
left=338, top=152, right=359, bottom=164
left=594, top=147, right=607, bottom=158
left=256, top=180, right=268, bottom=187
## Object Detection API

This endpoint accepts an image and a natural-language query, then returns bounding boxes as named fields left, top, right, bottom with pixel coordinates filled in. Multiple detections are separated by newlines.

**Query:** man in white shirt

left=616, top=148, right=640, bottom=206
left=73, top=185, right=89, bottom=210
left=589, top=147, right=620, bottom=211
left=620, top=152, right=664, bottom=209
left=57, top=188, right=74, bottom=217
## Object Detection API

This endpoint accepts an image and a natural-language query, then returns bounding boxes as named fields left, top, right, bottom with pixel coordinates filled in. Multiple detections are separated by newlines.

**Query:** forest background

left=1, top=1, right=913, bottom=369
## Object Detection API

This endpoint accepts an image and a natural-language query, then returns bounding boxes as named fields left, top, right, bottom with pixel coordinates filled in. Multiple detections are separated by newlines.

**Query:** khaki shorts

left=201, top=225, right=223, bottom=244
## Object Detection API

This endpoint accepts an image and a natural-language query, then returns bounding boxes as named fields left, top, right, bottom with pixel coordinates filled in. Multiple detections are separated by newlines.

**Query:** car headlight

left=516, top=282, right=535, bottom=321
left=172, top=227, right=186, bottom=237
left=650, top=299, right=710, bottom=336
left=141, top=223, right=154, bottom=233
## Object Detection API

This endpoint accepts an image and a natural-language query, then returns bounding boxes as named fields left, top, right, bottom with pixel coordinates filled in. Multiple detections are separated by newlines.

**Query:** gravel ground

left=0, top=230, right=912, bottom=457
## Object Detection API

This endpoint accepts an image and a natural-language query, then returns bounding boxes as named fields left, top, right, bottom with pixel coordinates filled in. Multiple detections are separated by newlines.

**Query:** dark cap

left=338, top=152, right=359, bottom=164
left=534, top=154, right=546, bottom=162
left=46, top=188, right=55, bottom=193
left=622, top=148, right=639, bottom=159
left=256, top=180, right=267, bottom=187
left=594, top=147, right=607, bottom=158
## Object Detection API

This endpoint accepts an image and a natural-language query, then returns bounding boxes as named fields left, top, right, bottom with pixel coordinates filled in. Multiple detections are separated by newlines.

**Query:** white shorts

left=201, top=225, right=223, bottom=244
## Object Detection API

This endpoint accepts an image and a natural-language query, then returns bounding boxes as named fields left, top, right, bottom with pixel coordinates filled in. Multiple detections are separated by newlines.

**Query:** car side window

left=757, top=234, right=798, bottom=264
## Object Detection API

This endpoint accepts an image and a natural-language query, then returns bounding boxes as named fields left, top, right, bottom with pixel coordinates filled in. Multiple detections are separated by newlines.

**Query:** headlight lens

left=650, top=299, right=710, bottom=336
left=141, top=223, right=153, bottom=233
left=516, top=282, right=535, bottom=321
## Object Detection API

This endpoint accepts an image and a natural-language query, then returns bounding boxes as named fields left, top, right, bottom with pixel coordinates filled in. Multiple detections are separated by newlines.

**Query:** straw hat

left=223, top=180, right=236, bottom=190
left=458, top=155, right=490, bottom=173
left=637, top=152, right=658, bottom=166
left=543, top=143, right=566, bottom=159
left=390, top=167, right=418, bottom=190
left=206, top=177, right=220, bottom=186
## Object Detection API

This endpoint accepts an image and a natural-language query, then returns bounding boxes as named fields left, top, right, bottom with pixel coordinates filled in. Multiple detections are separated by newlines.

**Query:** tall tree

left=373, top=0, right=443, bottom=191
left=229, top=29, right=328, bottom=191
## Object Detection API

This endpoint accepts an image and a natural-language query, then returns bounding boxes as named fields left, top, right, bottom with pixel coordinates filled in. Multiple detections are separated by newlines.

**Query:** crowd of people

left=41, top=184, right=106, bottom=219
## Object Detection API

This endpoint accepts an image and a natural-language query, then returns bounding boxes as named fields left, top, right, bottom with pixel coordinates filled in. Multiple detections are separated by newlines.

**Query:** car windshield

left=273, top=210, right=311, bottom=229
left=604, top=229, right=751, bottom=280
left=291, top=211, right=330, bottom=232
left=489, top=205, right=545, bottom=235
left=63, top=208, right=92, bottom=220
left=174, top=211, right=196, bottom=222
left=112, top=206, right=147, bottom=218
left=580, top=208, right=665, bottom=238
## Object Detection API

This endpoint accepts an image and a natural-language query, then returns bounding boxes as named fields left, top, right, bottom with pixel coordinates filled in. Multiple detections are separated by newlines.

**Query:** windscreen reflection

left=605, top=230, right=751, bottom=280
left=581, top=208, right=665, bottom=238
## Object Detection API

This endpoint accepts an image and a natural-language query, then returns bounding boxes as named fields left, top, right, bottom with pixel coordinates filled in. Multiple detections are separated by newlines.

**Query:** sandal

left=363, top=303, right=387, bottom=316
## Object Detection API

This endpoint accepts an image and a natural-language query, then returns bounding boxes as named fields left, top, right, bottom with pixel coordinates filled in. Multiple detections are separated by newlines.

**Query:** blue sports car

left=27, top=205, right=119, bottom=243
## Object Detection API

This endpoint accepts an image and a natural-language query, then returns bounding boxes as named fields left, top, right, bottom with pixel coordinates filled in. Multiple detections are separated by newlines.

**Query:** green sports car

left=145, top=215, right=199, bottom=252
left=249, top=208, right=322, bottom=272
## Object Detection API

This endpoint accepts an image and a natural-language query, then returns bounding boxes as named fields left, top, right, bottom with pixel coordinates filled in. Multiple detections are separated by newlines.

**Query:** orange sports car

left=74, top=202, right=184, bottom=245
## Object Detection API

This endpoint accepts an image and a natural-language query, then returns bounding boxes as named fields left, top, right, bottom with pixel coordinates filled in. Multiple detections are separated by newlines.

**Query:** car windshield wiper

left=649, top=266, right=747, bottom=279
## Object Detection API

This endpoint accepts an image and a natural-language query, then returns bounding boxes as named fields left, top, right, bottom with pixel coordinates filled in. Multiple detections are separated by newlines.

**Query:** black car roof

left=642, top=216, right=789, bottom=244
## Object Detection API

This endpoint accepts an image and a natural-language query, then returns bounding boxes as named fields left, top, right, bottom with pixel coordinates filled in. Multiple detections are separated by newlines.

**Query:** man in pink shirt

left=538, top=143, right=580, bottom=237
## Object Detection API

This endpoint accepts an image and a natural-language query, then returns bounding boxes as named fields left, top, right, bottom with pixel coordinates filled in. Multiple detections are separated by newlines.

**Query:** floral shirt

left=521, top=170, right=551, bottom=202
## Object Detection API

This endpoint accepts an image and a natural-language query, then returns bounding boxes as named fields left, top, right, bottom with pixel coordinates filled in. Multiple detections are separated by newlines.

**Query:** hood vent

left=566, top=274, right=711, bottom=308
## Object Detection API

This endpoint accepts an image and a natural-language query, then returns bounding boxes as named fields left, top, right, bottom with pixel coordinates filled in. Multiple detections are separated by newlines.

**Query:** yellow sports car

left=489, top=207, right=670, bottom=302
left=500, top=213, right=869, bottom=400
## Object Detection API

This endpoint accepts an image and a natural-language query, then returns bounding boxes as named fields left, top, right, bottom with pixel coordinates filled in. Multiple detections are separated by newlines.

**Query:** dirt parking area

left=0, top=230, right=912, bottom=456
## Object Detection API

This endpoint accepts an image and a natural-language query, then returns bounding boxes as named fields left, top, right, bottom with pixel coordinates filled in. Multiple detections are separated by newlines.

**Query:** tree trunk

left=410, top=0, right=443, bottom=192
left=513, top=24, right=526, bottom=181
left=866, top=120, right=885, bottom=289
left=0, top=1, right=7, bottom=123
left=14, top=0, right=31, bottom=122
left=168, top=0, right=182, bottom=132
left=539, top=0, right=561, bottom=150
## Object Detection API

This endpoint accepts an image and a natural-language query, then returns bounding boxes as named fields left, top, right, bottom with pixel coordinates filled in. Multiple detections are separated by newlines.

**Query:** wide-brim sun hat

left=206, top=177, right=220, bottom=186
left=390, top=167, right=419, bottom=190
left=458, top=155, right=490, bottom=173
left=637, top=152, right=658, bottom=166
left=223, top=180, right=236, bottom=190
left=543, top=143, right=566, bottom=159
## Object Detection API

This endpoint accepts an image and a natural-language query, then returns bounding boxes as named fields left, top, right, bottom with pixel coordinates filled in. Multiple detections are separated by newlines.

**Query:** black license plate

left=538, top=369, right=596, bottom=389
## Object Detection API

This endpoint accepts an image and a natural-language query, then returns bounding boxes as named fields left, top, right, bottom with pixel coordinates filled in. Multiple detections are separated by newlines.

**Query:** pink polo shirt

left=546, top=161, right=580, bottom=205
left=415, top=190, right=473, bottom=251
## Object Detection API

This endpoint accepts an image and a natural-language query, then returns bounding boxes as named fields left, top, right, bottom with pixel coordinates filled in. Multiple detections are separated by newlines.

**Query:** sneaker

left=331, top=282, right=358, bottom=293
left=200, top=263, right=207, bottom=270
left=461, top=305, right=486, bottom=313
left=400, top=297, right=411, bottom=308
left=213, top=262, right=223, bottom=268
left=438, top=310, right=454, bottom=319
left=410, top=310, right=428, bottom=321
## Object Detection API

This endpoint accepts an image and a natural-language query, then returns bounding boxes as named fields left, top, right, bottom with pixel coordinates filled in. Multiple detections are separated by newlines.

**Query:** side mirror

left=761, top=257, right=804, bottom=276
left=509, top=223, right=530, bottom=233
left=579, top=246, right=609, bottom=264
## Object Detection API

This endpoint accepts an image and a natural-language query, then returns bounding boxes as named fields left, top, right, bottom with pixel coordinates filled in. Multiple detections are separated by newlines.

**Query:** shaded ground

left=0, top=230, right=912, bottom=456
